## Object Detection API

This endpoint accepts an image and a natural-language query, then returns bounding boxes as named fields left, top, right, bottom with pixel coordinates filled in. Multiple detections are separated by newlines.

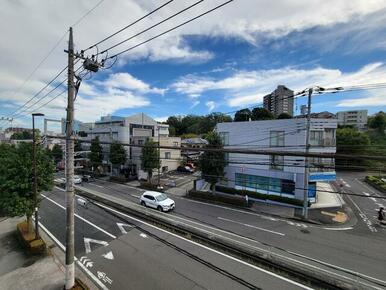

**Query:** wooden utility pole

left=303, top=88, right=313, bottom=219
left=65, top=27, right=75, bottom=290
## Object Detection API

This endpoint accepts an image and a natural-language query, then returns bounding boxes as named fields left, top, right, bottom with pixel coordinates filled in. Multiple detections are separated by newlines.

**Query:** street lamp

left=32, top=113, right=44, bottom=239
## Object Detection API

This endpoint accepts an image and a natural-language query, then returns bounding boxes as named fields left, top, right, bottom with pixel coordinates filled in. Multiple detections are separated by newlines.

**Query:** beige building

left=131, top=136, right=181, bottom=180
left=336, top=110, right=367, bottom=130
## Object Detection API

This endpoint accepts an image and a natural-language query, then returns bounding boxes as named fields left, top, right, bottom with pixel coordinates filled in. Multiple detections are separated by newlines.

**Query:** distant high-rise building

left=263, top=85, right=294, bottom=117
left=336, top=110, right=368, bottom=130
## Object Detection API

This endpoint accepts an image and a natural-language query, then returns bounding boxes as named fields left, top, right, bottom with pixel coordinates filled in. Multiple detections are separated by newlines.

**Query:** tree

left=199, top=132, right=225, bottom=192
left=251, top=107, right=274, bottom=120
left=277, top=112, right=292, bottom=119
left=74, top=140, right=82, bottom=152
left=141, top=139, right=160, bottom=183
left=198, top=112, right=232, bottom=133
left=89, top=137, right=103, bottom=171
left=0, top=142, right=54, bottom=230
left=336, top=127, right=370, bottom=166
left=109, top=141, right=126, bottom=175
left=234, top=109, right=252, bottom=122
left=10, top=130, right=34, bottom=140
left=369, top=111, right=386, bottom=133
left=51, top=144, right=63, bottom=163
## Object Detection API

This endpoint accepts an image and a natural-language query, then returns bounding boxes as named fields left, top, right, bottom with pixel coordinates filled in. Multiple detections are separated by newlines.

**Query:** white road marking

left=95, top=203, right=312, bottom=290
left=94, top=184, right=104, bottom=188
left=345, top=192, right=377, bottom=233
left=41, top=193, right=117, bottom=239
left=38, top=222, right=109, bottom=290
left=116, top=222, right=134, bottom=234
left=363, top=192, right=370, bottom=196
left=55, top=186, right=65, bottom=191
left=131, top=194, right=140, bottom=198
left=84, top=238, right=109, bottom=254
left=102, top=251, right=114, bottom=260
left=140, top=233, right=148, bottom=238
left=322, top=227, right=354, bottom=231
left=217, top=217, right=285, bottom=236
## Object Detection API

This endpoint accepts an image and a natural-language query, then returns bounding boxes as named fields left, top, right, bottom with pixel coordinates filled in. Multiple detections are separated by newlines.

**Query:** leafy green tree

left=369, top=111, right=386, bottom=133
left=10, top=130, right=34, bottom=140
left=251, top=107, right=274, bottom=120
left=90, top=137, right=103, bottom=171
left=0, top=142, right=54, bottom=229
left=74, top=140, right=82, bottom=152
left=198, top=112, right=232, bottom=133
left=234, top=109, right=252, bottom=122
left=336, top=127, right=370, bottom=167
left=110, top=141, right=126, bottom=175
left=51, top=144, right=63, bottom=163
left=199, top=132, right=225, bottom=192
left=141, top=139, right=160, bottom=183
left=277, top=112, right=292, bottom=119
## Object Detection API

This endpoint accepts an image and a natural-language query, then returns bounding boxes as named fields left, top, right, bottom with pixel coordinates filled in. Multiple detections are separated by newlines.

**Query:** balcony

left=310, top=138, right=336, bottom=147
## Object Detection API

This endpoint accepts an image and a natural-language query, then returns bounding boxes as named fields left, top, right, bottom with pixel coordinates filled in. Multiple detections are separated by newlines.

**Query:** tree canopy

left=234, top=109, right=252, bottom=122
left=51, top=144, right=63, bottom=163
left=10, top=130, right=34, bottom=140
left=0, top=142, right=54, bottom=218
left=369, top=111, right=386, bottom=133
left=90, top=137, right=103, bottom=169
left=277, top=112, right=293, bottom=119
left=199, top=132, right=226, bottom=191
left=110, top=141, right=126, bottom=167
left=140, top=139, right=160, bottom=183
left=251, top=108, right=275, bottom=120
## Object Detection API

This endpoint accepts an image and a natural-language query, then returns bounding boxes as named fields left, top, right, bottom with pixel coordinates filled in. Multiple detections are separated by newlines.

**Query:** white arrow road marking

left=102, top=251, right=114, bottom=260
left=80, top=256, right=87, bottom=263
left=116, top=222, right=134, bottom=234
left=140, top=233, right=148, bottom=238
left=85, top=261, right=93, bottom=268
left=84, top=238, right=109, bottom=254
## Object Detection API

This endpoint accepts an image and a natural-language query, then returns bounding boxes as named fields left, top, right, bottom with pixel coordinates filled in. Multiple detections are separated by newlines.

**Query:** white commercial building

left=216, top=118, right=337, bottom=202
left=80, top=113, right=175, bottom=175
left=336, top=110, right=367, bottom=130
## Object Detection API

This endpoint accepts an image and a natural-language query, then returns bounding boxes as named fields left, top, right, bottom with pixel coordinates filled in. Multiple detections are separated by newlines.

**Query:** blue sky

left=1, top=0, right=386, bottom=129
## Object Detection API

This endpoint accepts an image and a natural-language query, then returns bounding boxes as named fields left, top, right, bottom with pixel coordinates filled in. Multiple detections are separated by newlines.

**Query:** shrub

left=365, top=176, right=386, bottom=193
left=188, top=190, right=251, bottom=207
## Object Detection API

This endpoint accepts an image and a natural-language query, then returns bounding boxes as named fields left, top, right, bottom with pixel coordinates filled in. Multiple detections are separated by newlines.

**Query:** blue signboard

left=309, top=172, right=336, bottom=182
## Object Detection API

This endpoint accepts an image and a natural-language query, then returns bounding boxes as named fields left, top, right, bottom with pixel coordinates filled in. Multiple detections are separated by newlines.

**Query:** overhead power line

left=85, top=0, right=174, bottom=52
left=107, top=0, right=235, bottom=59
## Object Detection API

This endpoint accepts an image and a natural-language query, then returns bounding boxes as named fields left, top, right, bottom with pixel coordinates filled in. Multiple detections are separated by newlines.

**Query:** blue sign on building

left=309, top=172, right=336, bottom=182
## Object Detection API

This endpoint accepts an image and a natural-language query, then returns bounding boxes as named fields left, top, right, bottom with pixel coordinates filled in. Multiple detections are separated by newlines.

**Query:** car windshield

left=156, top=193, right=168, bottom=201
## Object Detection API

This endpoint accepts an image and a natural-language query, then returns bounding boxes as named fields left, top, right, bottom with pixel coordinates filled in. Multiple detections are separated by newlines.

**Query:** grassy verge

left=365, top=175, right=386, bottom=193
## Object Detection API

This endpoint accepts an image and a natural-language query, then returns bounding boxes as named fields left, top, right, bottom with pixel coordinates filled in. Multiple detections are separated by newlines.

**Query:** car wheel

left=141, top=201, right=146, bottom=207
left=157, top=206, right=163, bottom=212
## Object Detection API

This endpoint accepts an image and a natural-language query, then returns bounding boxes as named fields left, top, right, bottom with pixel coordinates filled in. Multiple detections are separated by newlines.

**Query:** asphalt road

left=39, top=187, right=312, bottom=290
left=67, top=175, right=386, bottom=289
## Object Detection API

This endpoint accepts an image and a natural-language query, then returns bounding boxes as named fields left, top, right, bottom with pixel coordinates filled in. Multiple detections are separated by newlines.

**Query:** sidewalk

left=0, top=217, right=97, bottom=290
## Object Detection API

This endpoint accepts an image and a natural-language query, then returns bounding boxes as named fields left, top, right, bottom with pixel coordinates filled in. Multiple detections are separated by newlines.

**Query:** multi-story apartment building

left=131, top=136, right=181, bottom=180
left=181, top=137, right=208, bottom=161
left=216, top=118, right=337, bottom=203
left=263, top=85, right=294, bottom=117
left=336, top=110, right=367, bottom=130
left=79, top=113, right=174, bottom=175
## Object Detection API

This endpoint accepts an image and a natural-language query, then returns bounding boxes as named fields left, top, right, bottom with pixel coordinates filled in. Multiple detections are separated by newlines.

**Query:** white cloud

left=153, top=116, right=169, bottom=122
left=206, top=101, right=216, bottom=112
left=102, top=72, right=165, bottom=94
left=190, top=100, right=200, bottom=109
left=172, top=62, right=386, bottom=107
left=336, top=95, right=386, bottom=107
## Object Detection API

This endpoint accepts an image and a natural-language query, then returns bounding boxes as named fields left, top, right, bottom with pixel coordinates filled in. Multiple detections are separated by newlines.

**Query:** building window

left=219, top=132, right=229, bottom=145
left=310, top=130, right=323, bottom=146
left=138, top=140, right=144, bottom=145
left=235, top=173, right=294, bottom=195
left=165, top=152, right=171, bottom=159
left=270, top=131, right=284, bottom=147
left=224, top=152, right=229, bottom=165
left=173, top=141, right=179, bottom=147
left=270, top=155, right=284, bottom=170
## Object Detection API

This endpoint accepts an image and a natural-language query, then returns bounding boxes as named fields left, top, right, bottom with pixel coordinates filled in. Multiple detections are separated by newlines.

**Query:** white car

left=140, top=191, right=175, bottom=212
left=74, top=175, right=82, bottom=184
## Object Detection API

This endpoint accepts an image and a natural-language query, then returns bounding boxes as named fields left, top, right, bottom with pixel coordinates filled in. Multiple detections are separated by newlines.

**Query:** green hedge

left=188, top=190, right=251, bottom=208
left=139, top=182, right=163, bottom=192
left=365, top=176, right=386, bottom=193
left=215, top=185, right=303, bottom=207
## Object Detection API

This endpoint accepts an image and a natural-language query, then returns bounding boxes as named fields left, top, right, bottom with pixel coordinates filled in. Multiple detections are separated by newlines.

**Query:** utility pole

left=32, top=113, right=44, bottom=239
left=303, top=88, right=313, bottom=219
left=65, top=27, right=75, bottom=290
